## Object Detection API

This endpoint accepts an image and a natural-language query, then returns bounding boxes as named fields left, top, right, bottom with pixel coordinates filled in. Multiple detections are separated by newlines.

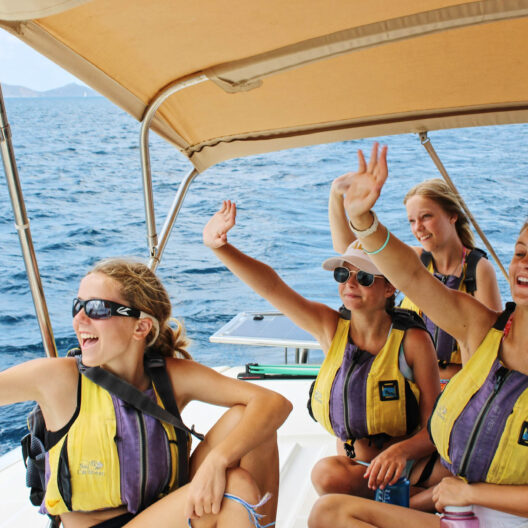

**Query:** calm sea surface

left=0, top=96, right=527, bottom=455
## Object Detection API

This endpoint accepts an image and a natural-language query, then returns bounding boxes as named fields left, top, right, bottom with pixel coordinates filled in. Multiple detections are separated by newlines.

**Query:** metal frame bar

left=0, top=84, right=57, bottom=357
left=419, top=132, right=508, bottom=280
left=149, top=167, right=199, bottom=270
left=139, top=74, right=207, bottom=268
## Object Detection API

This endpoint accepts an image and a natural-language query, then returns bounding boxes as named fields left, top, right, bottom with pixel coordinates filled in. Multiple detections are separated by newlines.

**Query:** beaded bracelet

left=364, top=229, right=390, bottom=255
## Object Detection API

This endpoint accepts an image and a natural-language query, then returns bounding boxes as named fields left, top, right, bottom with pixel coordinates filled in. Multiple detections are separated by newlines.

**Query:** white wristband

left=349, top=211, right=379, bottom=238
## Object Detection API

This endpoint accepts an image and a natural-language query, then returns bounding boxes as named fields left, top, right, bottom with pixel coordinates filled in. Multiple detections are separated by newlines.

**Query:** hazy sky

left=0, top=29, right=82, bottom=91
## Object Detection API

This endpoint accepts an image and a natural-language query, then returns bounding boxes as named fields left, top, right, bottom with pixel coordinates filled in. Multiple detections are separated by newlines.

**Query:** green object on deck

left=238, top=363, right=320, bottom=380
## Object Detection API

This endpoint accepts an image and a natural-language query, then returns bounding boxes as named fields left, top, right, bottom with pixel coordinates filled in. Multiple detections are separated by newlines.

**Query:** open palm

left=203, top=200, right=236, bottom=248
left=341, top=143, right=388, bottom=220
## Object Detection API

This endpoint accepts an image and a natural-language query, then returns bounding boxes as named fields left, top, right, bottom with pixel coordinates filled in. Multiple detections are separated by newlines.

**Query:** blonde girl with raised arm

left=309, top=144, right=528, bottom=528
left=329, top=158, right=501, bottom=385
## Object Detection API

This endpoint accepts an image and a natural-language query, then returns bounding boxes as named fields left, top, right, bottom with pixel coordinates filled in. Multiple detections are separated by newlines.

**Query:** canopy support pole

left=419, top=132, right=508, bottom=280
left=139, top=74, right=207, bottom=268
left=0, top=84, right=57, bottom=357
left=149, top=167, right=199, bottom=270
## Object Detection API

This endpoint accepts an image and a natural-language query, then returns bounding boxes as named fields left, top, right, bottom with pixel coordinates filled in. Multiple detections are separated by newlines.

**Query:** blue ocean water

left=0, top=96, right=527, bottom=455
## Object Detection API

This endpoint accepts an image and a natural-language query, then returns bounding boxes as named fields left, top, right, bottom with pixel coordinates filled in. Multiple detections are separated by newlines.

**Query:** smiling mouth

left=517, top=276, right=528, bottom=285
left=80, top=333, right=99, bottom=348
left=419, top=234, right=432, bottom=241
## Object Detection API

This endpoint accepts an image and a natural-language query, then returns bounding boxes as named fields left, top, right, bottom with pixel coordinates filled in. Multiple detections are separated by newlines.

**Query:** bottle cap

left=444, top=505, right=473, bottom=513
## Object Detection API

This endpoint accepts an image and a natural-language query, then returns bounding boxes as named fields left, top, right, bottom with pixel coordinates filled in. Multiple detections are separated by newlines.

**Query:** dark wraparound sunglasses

left=333, top=266, right=376, bottom=287
left=72, top=298, right=141, bottom=320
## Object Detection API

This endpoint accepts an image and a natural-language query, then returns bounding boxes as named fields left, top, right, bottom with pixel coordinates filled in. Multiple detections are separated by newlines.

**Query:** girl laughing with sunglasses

left=203, top=202, right=441, bottom=506
left=0, top=258, right=292, bottom=528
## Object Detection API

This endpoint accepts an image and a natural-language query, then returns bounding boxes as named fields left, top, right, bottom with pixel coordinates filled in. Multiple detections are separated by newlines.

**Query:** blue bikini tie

left=187, top=492, right=274, bottom=528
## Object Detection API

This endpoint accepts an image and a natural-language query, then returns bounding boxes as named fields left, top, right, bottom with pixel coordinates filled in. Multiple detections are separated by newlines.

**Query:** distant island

left=1, top=82, right=100, bottom=98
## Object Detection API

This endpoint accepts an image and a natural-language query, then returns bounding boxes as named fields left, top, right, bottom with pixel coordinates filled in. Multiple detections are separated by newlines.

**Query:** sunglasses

left=333, top=266, right=377, bottom=287
left=72, top=298, right=141, bottom=320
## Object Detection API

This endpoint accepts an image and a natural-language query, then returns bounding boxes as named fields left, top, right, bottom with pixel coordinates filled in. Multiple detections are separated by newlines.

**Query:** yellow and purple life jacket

left=41, top=373, right=190, bottom=516
left=309, top=309, right=427, bottom=444
left=400, top=248, right=486, bottom=366
left=429, top=303, right=528, bottom=484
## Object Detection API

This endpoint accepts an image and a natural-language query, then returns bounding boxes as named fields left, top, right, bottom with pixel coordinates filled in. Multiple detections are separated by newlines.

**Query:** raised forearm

left=212, top=243, right=285, bottom=304
left=328, top=189, right=356, bottom=253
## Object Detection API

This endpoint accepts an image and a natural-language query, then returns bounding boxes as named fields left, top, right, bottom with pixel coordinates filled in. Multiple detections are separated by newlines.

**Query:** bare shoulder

left=39, top=357, right=79, bottom=398
left=476, top=255, right=499, bottom=281
left=32, top=357, right=79, bottom=430
left=401, top=326, right=436, bottom=366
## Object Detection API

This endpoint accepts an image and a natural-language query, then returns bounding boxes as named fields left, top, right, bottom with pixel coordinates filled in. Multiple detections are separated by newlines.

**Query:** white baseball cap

left=322, top=241, right=382, bottom=276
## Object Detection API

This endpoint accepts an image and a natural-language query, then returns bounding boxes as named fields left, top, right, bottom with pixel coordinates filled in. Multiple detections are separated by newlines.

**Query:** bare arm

left=341, top=144, right=498, bottom=357
left=433, top=477, right=528, bottom=517
left=474, top=257, right=502, bottom=311
left=329, top=180, right=356, bottom=253
left=0, top=357, right=79, bottom=431
left=204, top=200, right=339, bottom=350
left=170, top=359, right=292, bottom=518
left=364, top=328, right=440, bottom=489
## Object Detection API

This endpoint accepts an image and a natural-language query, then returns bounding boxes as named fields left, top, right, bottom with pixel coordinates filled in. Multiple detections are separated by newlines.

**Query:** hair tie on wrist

left=364, top=230, right=390, bottom=255
left=349, top=211, right=379, bottom=238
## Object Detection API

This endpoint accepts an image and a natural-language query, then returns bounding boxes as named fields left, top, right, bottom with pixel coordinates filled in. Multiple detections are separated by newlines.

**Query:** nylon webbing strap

left=75, top=356, right=204, bottom=441
left=147, top=359, right=192, bottom=486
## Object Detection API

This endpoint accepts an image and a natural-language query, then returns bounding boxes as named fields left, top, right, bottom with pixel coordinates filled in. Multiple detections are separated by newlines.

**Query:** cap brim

left=322, top=250, right=382, bottom=275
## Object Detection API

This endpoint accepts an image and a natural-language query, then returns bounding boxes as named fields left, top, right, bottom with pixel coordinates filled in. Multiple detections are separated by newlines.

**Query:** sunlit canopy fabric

left=1, top=0, right=527, bottom=171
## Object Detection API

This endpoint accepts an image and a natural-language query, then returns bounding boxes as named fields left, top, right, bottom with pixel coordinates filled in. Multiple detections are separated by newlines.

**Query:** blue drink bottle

left=374, top=477, right=410, bottom=507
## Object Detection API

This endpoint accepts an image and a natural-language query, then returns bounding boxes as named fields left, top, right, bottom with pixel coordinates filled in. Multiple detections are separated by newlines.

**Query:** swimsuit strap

left=502, top=315, right=514, bottom=342
left=187, top=492, right=274, bottom=528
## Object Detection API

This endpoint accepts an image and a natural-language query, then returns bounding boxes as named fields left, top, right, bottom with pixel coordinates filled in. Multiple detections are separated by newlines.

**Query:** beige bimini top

left=1, top=0, right=528, bottom=171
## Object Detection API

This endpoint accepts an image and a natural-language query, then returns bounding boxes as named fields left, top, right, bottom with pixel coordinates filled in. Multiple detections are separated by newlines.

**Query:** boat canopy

left=1, top=0, right=528, bottom=172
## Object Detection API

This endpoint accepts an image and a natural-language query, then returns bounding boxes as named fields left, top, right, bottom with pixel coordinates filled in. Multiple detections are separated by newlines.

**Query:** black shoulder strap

left=493, top=302, right=516, bottom=331
left=72, top=352, right=204, bottom=442
left=420, top=251, right=433, bottom=268
left=144, top=354, right=191, bottom=486
left=338, top=304, right=351, bottom=320
left=463, top=247, right=487, bottom=295
left=389, top=308, right=433, bottom=344
left=390, top=307, right=427, bottom=332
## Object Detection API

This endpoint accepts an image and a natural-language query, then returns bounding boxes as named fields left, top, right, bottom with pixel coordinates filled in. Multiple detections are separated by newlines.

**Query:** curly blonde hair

left=404, top=179, right=474, bottom=249
left=88, top=258, right=191, bottom=359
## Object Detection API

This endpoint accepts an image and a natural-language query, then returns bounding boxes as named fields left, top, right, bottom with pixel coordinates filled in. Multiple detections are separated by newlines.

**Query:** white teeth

left=518, top=277, right=528, bottom=284
left=80, top=333, right=98, bottom=339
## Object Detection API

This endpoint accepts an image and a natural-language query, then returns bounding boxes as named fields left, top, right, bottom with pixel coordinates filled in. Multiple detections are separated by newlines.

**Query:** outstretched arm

left=203, top=201, right=338, bottom=350
left=341, top=144, right=497, bottom=358
left=329, top=177, right=356, bottom=253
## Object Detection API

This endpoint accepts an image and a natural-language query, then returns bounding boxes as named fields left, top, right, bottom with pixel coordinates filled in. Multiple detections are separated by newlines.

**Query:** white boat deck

left=0, top=365, right=333, bottom=527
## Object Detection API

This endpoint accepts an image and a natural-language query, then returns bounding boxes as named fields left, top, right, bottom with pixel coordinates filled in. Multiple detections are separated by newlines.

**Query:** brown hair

left=520, top=219, right=528, bottom=236
left=88, top=258, right=191, bottom=359
left=404, top=179, right=474, bottom=249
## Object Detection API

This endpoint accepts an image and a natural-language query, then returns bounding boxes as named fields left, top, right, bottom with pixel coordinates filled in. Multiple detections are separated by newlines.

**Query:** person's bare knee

left=309, top=494, right=357, bottom=528
left=224, top=467, right=260, bottom=505
left=312, top=456, right=364, bottom=495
